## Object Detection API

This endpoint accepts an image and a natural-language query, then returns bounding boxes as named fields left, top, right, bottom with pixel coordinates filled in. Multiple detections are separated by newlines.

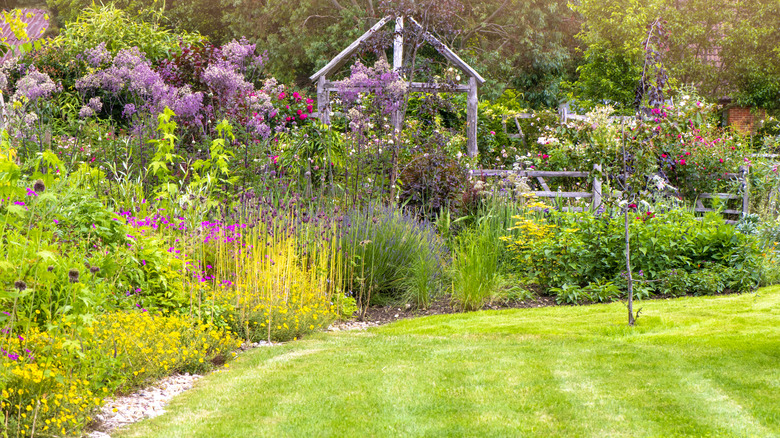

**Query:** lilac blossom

left=79, top=106, right=94, bottom=118
left=23, top=112, right=38, bottom=127
left=336, top=59, right=407, bottom=114
left=75, top=47, right=204, bottom=124
left=169, top=86, right=204, bottom=122
left=88, top=97, right=102, bottom=112
left=221, top=38, right=266, bottom=74
left=84, top=42, right=111, bottom=67
left=13, top=69, right=60, bottom=102
left=203, top=62, right=252, bottom=102
left=122, top=103, right=137, bottom=119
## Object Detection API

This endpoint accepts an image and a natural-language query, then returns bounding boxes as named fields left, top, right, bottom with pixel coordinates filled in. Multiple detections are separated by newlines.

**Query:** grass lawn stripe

left=116, top=287, right=780, bottom=438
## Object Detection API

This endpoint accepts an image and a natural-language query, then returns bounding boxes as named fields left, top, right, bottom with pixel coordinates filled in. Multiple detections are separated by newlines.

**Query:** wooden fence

left=694, top=166, right=749, bottom=224
left=470, top=165, right=602, bottom=212
left=472, top=165, right=750, bottom=222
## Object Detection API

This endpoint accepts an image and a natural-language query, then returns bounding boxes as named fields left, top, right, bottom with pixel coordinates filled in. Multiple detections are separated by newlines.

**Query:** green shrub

left=49, top=4, right=203, bottom=62
left=504, top=207, right=762, bottom=297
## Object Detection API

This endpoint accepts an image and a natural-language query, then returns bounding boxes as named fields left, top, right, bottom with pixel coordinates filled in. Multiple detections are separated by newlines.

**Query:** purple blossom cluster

left=220, top=37, right=267, bottom=76
left=75, top=47, right=205, bottom=125
left=83, top=42, right=112, bottom=67
left=336, top=59, right=407, bottom=114
left=203, top=62, right=252, bottom=104
left=12, top=68, right=60, bottom=102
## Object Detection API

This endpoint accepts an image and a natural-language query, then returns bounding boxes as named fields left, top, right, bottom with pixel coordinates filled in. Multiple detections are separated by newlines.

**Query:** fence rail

left=471, top=164, right=602, bottom=212
left=471, top=165, right=749, bottom=223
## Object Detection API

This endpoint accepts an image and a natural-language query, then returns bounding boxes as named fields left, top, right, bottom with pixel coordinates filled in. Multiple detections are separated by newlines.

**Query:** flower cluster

left=12, top=68, right=60, bottom=103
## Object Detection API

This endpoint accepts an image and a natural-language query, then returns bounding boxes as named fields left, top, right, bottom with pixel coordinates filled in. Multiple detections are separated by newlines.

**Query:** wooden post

left=592, top=164, right=602, bottom=212
left=393, top=16, right=404, bottom=71
left=467, top=76, right=478, bottom=157
left=391, top=16, right=404, bottom=134
left=317, top=76, right=330, bottom=125
left=740, top=165, right=749, bottom=216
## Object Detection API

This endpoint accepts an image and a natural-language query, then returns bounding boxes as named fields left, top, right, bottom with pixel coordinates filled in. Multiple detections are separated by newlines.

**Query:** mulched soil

left=360, top=294, right=558, bottom=325
left=358, top=289, right=749, bottom=326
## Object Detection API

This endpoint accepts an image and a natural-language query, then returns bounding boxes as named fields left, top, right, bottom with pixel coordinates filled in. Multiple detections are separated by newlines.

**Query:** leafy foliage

left=504, top=208, right=762, bottom=298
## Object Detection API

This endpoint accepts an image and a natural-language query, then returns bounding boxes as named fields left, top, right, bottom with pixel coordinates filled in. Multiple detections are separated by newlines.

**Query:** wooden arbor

left=309, top=16, right=486, bottom=157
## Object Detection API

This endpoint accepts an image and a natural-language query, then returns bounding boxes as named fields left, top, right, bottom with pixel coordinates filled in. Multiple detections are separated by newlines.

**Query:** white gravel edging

left=87, top=341, right=274, bottom=437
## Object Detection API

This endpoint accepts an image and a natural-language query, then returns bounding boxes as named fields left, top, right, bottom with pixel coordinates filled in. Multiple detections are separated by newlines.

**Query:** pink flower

left=679, top=159, right=686, bottom=165
left=489, top=131, right=495, bottom=135
left=719, top=159, right=724, bottom=163
left=300, top=114, right=307, bottom=120
left=278, top=92, right=286, bottom=100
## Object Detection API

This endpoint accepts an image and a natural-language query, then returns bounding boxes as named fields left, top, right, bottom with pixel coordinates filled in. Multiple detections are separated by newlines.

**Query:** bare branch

left=303, top=14, right=340, bottom=27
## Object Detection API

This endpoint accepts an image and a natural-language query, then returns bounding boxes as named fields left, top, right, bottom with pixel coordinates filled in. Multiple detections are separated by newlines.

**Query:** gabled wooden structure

left=310, top=16, right=485, bottom=156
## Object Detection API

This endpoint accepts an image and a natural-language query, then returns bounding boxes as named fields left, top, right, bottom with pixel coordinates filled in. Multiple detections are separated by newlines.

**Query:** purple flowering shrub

left=75, top=47, right=205, bottom=127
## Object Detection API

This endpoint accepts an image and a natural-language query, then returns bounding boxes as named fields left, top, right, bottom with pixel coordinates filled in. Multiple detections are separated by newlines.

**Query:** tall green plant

left=450, top=217, right=503, bottom=311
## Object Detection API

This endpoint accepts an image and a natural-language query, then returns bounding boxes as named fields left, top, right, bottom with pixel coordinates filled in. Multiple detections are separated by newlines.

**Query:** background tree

left=573, top=0, right=780, bottom=111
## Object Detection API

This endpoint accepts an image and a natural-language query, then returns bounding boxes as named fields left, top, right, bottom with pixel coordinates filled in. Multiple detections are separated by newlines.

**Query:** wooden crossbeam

left=310, top=16, right=393, bottom=82
left=321, top=81, right=470, bottom=93
left=473, top=169, right=590, bottom=178
left=694, top=208, right=742, bottom=215
left=698, top=193, right=741, bottom=199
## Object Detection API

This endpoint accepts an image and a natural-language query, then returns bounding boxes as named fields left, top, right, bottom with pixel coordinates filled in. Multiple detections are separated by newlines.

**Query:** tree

left=574, top=0, right=780, bottom=110
left=46, top=0, right=234, bottom=43
left=224, top=0, right=581, bottom=105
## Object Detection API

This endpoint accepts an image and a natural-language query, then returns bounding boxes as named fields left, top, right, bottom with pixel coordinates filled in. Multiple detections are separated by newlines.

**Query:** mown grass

left=116, top=287, right=780, bottom=438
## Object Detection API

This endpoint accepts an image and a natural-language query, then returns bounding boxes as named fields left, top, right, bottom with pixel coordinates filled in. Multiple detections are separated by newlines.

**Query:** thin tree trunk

left=622, top=118, right=635, bottom=326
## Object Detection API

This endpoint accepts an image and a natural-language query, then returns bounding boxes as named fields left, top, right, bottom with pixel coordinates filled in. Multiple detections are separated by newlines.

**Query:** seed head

left=47, top=265, right=54, bottom=272
left=33, top=179, right=45, bottom=193
left=68, top=269, right=80, bottom=283
left=90, top=266, right=100, bottom=274
left=14, top=280, right=26, bottom=291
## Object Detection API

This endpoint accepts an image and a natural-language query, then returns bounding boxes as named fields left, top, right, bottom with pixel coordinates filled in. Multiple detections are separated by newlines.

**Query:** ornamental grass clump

left=450, top=216, right=505, bottom=311
left=340, top=204, right=448, bottom=316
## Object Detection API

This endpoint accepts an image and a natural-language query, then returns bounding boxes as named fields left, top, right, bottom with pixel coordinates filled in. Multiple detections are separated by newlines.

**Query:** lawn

left=116, top=288, right=780, bottom=438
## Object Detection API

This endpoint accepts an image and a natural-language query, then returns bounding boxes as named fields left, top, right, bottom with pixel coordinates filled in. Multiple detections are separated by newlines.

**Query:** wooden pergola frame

left=309, top=15, right=486, bottom=157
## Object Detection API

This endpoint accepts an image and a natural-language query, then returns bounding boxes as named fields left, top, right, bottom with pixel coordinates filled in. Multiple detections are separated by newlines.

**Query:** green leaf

left=36, top=250, right=57, bottom=262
